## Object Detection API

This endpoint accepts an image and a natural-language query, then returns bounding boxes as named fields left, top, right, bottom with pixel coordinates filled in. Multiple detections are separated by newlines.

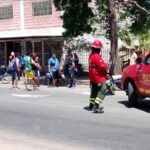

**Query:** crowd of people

left=47, top=51, right=81, bottom=88
left=0, top=43, right=148, bottom=114
left=3, top=50, right=81, bottom=90
left=7, top=51, right=41, bottom=90
left=122, top=48, right=148, bottom=70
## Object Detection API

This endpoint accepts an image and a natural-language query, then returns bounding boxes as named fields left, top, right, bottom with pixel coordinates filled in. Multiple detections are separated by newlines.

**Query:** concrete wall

left=0, top=0, right=62, bottom=32
left=24, top=0, right=62, bottom=29
left=0, top=0, right=20, bottom=31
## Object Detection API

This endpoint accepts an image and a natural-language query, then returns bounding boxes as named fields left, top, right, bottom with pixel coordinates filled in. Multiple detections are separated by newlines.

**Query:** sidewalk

left=0, top=74, right=121, bottom=89
left=76, top=74, right=122, bottom=91
left=76, top=76, right=89, bottom=86
left=76, top=74, right=122, bottom=85
left=0, top=76, right=90, bottom=86
left=39, top=76, right=90, bottom=86
left=8, top=74, right=122, bottom=86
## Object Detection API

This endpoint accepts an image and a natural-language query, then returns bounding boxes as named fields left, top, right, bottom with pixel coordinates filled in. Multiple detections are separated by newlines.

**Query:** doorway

left=6, top=41, right=21, bottom=63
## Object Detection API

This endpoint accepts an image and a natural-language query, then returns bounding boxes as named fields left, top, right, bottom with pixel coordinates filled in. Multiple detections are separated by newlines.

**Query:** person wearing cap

left=88, top=40, right=109, bottom=113
left=8, top=52, right=20, bottom=88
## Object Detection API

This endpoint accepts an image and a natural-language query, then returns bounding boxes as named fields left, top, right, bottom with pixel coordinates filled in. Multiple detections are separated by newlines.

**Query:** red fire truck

left=121, top=52, right=150, bottom=107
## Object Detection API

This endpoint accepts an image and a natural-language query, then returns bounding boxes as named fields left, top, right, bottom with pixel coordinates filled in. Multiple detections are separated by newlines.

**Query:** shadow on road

left=83, top=106, right=91, bottom=111
left=119, top=99, right=150, bottom=113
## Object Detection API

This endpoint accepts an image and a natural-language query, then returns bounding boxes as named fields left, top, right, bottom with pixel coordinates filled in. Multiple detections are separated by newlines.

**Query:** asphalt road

left=0, top=83, right=150, bottom=150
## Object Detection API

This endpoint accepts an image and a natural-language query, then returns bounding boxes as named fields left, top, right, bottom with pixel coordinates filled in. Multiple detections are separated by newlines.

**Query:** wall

left=24, top=0, right=62, bottom=29
left=0, top=0, right=63, bottom=31
left=0, top=0, right=20, bottom=31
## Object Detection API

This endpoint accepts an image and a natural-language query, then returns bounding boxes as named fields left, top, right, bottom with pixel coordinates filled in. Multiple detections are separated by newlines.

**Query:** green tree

left=53, top=0, right=150, bottom=74
left=53, top=0, right=94, bottom=37
left=116, top=0, right=150, bottom=35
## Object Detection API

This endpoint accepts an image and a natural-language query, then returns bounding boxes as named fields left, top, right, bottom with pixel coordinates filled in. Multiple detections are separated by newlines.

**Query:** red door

left=137, top=54, right=150, bottom=96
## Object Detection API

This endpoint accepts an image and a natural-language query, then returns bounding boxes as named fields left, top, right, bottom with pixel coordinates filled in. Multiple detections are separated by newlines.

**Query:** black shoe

left=99, top=105, right=104, bottom=110
left=89, top=104, right=94, bottom=111
left=93, top=105, right=104, bottom=113
left=93, top=108, right=104, bottom=113
left=95, top=103, right=104, bottom=110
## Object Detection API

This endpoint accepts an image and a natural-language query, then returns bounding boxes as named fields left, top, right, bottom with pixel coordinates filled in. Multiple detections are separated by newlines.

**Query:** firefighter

left=88, top=40, right=109, bottom=113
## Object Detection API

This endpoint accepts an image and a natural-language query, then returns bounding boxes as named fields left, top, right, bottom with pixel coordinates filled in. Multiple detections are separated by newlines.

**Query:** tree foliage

left=54, top=0, right=150, bottom=40
left=64, top=37, right=91, bottom=52
left=53, top=0, right=94, bottom=37
left=118, top=0, right=150, bottom=35
left=53, top=0, right=150, bottom=74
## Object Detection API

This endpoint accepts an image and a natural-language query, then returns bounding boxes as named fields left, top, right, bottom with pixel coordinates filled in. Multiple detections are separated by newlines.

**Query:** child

left=68, top=63, right=76, bottom=88
left=33, top=56, right=41, bottom=86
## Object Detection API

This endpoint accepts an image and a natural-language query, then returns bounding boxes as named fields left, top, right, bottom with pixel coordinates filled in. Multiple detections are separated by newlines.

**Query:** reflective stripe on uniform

left=95, top=97, right=103, bottom=104
left=89, top=98, right=95, bottom=104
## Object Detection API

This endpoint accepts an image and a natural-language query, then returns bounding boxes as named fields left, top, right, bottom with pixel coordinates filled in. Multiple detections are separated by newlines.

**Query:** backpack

left=50, top=58, right=57, bottom=67
left=8, top=58, right=17, bottom=72
left=19, top=56, right=25, bottom=70
left=24, top=57, right=32, bottom=72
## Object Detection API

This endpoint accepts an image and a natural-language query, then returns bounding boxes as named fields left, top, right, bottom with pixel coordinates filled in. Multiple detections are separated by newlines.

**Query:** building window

left=0, top=5, right=13, bottom=20
left=0, top=42, right=6, bottom=65
left=32, top=0, right=52, bottom=16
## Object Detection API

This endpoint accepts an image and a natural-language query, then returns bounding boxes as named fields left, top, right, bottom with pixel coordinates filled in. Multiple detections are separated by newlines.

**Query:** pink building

left=0, top=0, right=64, bottom=66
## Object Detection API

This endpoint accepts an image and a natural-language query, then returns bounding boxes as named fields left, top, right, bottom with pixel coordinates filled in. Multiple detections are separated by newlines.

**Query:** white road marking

left=82, top=92, right=90, bottom=95
left=11, top=94, right=50, bottom=98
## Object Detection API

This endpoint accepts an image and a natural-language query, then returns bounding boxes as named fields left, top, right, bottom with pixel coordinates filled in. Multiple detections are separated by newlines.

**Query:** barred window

left=32, top=1, right=52, bottom=16
left=0, top=5, right=13, bottom=20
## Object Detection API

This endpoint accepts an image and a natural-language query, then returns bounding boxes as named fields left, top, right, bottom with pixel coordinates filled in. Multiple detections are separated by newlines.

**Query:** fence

left=74, top=48, right=110, bottom=71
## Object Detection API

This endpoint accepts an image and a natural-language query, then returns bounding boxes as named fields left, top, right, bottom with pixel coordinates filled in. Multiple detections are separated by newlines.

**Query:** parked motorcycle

left=106, top=73, right=121, bottom=95
left=0, top=65, right=12, bottom=84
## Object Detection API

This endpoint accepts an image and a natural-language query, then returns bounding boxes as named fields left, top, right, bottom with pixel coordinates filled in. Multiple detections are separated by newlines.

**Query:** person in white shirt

left=130, top=49, right=138, bottom=65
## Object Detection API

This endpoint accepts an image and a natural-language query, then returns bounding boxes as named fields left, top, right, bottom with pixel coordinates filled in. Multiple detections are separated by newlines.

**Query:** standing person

left=8, top=55, right=14, bottom=88
left=24, top=51, right=37, bottom=91
left=8, top=52, right=20, bottom=88
left=73, top=53, right=83, bottom=77
left=67, top=53, right=78, bottom=88
left=64, top=52, right=74, bottom=77
left=48, top=54, right=59, bottom=86
left=130, top=48, right=138, bottom=65
left=88, top=40, right=109, bottom=113
left=20, top=50, right=26, bottom=76
left=59, top=46, right=66, bottom=70
left=68, top=62, right=76, bottom=88
left=15, top=53, right=21, bottom=82
left=74, top=53, right=79, bottom=66
left=32, top=56, right=41, bottom=86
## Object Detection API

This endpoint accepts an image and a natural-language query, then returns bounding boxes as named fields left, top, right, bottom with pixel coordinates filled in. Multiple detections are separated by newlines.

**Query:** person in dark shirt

left=32, top=56, right=41, bottom=86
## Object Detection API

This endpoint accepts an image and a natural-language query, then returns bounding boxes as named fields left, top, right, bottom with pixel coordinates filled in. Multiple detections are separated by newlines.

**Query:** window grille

left=32, top=0, right=52, bottom=16
left=0, top=5, right=13, bottom=20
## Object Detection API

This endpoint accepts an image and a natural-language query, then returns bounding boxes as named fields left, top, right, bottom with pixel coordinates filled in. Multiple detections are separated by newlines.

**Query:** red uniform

left=88, top=40, right=109, bottom=113
left=89, top=52, right=109, bottom=83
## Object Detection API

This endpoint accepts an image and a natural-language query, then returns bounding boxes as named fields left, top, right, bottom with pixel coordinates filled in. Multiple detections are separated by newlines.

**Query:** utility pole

left=107, top=0, right=118, bottom=74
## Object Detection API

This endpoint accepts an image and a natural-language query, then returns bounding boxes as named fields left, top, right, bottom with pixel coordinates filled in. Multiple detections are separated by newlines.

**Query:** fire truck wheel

left=127, top=81, right=138, bottom=107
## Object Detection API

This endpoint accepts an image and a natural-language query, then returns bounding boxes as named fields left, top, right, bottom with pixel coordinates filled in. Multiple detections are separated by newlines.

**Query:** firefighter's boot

left=93, top=104, right=104, bottom=113
left=89, top=98, right=95, bottom=111
left=88, top=103, right=94, bottom=111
